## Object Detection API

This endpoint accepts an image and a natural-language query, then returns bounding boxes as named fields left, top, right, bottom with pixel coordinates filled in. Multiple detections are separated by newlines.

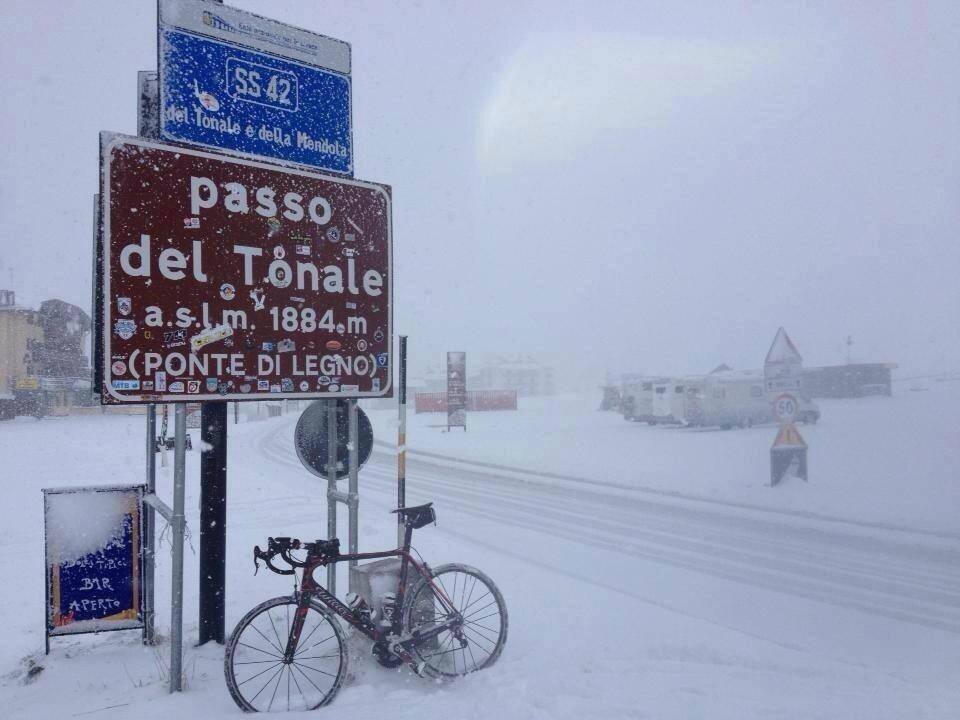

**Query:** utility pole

left=199, top=400, right=227, bottom=644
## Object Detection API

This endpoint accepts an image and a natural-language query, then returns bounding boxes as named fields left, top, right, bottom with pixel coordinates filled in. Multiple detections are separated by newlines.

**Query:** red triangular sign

left=772, top=421, right=807, bottom=448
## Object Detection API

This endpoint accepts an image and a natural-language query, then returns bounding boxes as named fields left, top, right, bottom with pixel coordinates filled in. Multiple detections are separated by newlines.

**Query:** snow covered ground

left=1, top=384, right=959, bottom=718
left=366, top=381, right=960, bottom=535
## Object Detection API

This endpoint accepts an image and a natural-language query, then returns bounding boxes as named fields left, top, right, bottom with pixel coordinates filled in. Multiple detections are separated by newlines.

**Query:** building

left=0, top=290, right=93, bottom=419
left=0, top=290, right=45, bottom=418
left=472, top=355, right=554, bottom=397
left=802, top=363, right=896, bottom=398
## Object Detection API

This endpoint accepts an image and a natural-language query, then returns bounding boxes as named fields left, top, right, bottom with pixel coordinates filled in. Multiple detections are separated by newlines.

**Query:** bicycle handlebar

left=253, top=536, right=340, bottom=576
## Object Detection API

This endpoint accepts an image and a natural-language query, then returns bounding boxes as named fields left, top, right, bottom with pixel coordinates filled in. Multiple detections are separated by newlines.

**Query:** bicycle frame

left=282, top=525, right=460, bottom=666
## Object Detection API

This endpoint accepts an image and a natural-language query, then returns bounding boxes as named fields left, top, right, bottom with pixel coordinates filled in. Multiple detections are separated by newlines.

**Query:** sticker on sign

left=98, top=132, right=391, bottom=404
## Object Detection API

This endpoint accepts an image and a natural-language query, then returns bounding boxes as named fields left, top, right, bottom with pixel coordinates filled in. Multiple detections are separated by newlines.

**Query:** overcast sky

left=1, top=1, right=958, bottom=383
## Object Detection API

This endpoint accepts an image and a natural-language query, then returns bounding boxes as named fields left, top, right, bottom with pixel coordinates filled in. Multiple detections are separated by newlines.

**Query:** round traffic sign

left=773, top=393, right=798, bottom=422
left=295, top=400, right=373, bottom=480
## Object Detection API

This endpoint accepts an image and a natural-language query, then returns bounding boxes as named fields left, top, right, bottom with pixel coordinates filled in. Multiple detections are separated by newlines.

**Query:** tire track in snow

left=255, top=416, right=960, bottom=634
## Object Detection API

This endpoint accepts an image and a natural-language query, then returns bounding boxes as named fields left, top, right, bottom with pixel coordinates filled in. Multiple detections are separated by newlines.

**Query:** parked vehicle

left=689, top=369, right=820, bottom=428
left=652, top=377, right=703, bottom=426
left=621, top=378, right=656, bottom=423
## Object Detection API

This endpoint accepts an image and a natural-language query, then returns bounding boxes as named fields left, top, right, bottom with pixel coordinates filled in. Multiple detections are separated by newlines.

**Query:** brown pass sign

left=98, top=133, right=392, bottom=403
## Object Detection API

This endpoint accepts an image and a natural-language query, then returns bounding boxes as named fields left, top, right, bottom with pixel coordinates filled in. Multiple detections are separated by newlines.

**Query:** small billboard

left=44, top=485, right=144, bottom=645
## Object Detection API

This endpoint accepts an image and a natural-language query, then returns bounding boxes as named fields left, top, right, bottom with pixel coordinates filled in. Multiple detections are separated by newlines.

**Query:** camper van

left=689, top=369, right=820, bottom=428
left=651, top=377, right=703, bottom=425
left=621, top=378, right=656, bottom=423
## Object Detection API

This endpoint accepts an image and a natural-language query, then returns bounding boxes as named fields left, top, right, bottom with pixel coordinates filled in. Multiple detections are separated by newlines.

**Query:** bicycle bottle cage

left=392, top=503, right=436, bottom=529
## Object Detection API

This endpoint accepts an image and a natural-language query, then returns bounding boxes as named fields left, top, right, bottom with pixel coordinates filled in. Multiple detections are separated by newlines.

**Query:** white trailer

left=621, top=378, right=656, bottom=423
left=690, top=369, right=819, bottom=428
left=652, top=377, right=703, bottom=426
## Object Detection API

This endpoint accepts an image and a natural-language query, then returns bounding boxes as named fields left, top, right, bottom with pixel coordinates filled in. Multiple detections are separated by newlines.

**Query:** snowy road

left=2, top=409, right=959, bottom=719
left=257, top=415, right=960, bottom=673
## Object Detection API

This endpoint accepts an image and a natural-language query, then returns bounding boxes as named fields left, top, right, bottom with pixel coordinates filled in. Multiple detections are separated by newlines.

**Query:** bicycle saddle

left=391, top=502, right=436, bottom=529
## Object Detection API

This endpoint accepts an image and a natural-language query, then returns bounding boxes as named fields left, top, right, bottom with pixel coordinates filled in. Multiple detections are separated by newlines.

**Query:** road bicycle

left=224, top=502, right=508, bottom=712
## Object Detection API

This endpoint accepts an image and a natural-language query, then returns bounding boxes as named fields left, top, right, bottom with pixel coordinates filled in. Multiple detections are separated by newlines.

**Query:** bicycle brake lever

left=253, top=546, right=262, bottom=575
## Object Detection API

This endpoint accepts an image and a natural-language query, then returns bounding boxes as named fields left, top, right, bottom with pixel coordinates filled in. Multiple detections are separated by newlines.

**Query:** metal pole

left=160, top=405, right=168, bottom=468
left=397, top=336, right=407, bottom=548
left=326, top=400, right=338, bottom=595
left=199, top=401, right=227, bottom=645
left=347, top=399, right=359, bottom=592
left=170, top=404, right=187, bottom=693
left=143, top=404, right=157, bottom=645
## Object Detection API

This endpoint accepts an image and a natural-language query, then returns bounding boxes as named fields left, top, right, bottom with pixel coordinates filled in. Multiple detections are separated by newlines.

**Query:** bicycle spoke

left=295, top=653, right=341, bottom=660
left=460, top=592, right=497, bottom=617
left=250, top=623, right=285, bottom=656
left=465, top=611, right=502, bottom=625
left=237, top=660, right=284, bottom=687
left=292, top=661, right=337, bottom=678
left=463, top=626, right=497, bottom=652
left=291, top=662, right=333, bottom=700
left=266, top=608, right=287, bottom=655
left=249, top=665, right=283, bottom=705
left=267, top=664, right=284, bottom=711
left=466, top=639, right=479, bottom=671
left=428, top=632, right=457, bottom=664
left=234, top=659, right=284, bottom=666
left=464, top=620, right=500, bottom=635
left=237, top=642, right=282, bottom=659
left=462, top=621, right=499, bottom=645
left=289, top=660, right=307, bottom=710
left=460, top=576, right=478, bottom=615
left=295, top=632, right=335, bottom=658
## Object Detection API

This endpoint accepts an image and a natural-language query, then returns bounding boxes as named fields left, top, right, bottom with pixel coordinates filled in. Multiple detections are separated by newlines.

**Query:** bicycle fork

left=283, top=598, right=311, bottom=663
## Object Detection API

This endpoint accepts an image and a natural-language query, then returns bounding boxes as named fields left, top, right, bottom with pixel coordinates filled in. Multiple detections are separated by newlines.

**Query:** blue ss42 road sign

left=159, top=0, right=352, bottom=174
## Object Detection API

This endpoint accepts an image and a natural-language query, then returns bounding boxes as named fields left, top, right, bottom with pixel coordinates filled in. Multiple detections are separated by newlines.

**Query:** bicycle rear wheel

left=224, top=596, right=348, bottom=712
left=404, top=563, right=508, bottom=677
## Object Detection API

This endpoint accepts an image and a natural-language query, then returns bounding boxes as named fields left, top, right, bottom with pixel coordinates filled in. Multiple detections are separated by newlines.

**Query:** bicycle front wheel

left=404, top=563, right=508, bottom=677
left=224, top=596, right=348, bottom=712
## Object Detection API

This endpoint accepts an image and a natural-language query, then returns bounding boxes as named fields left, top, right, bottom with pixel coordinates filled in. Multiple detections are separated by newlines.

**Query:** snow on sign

left=98, top=133, right=392, bottom=404
left=158, top=0, right=352, bottom=173
left=44, top=485, right=144, bottom=645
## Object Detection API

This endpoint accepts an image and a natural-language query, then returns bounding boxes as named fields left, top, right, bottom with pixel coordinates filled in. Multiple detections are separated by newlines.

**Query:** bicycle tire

left=403, top=563, right=508, bottom=678
left=224, top=596, right=348, bottom=712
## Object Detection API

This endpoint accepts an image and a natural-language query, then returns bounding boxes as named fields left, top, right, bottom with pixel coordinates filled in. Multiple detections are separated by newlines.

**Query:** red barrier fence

left=414, top=390, right=517, bottom=414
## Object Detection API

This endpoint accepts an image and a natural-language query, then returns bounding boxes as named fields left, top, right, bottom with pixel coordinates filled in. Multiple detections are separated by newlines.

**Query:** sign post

left=170, top=404, right=187, bottom=691
left=137, top=68, right=160, bottom=649
left=397, top=335, right=407, bottom=547
left=446, top=351, right=467, bottom=431
left=143, top=405, right=157, bottom=645
left=199, top=401, right=227, bottom=645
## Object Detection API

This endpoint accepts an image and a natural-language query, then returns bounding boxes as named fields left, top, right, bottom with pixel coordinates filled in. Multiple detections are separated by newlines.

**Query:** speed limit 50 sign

left=98, top=133, right=391, bottom=403
left=773, top=393, right=799, bottom=422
